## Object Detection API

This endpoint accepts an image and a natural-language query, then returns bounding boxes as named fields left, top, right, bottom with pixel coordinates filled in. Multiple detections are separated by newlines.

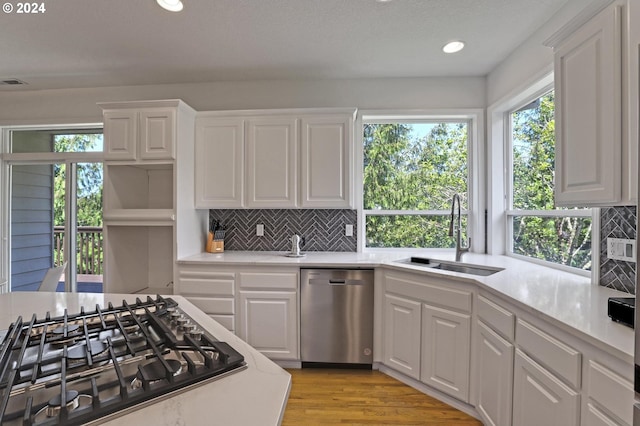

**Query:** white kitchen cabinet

left=383, top=293, right=422, bottom=380
left=238, top=291, right=298, bottom=360
left=300, top=115, right=353, bottom=208
left=102, top=103, right=176, bottom=161
left=175, top=267, right=236, bottom=333
left=549, top=2, right=626, bottom=206
left=193, top=108, right=356, bottom=209
left=103, top=110, right=137, bottom=160
left=100, top=100, right=202, bottom=293
left=513, top=349, right=580, bottom=426
left=475, top=294, right=515, bottom=426
left=420, top=304, right=470, bottom=402
left=476, top=320, right=514, bottom=426
left=236, top=268, right=299, bottom=361
left=246, top=117, right=298, bottom=208
left=584, top=360, right=634, bottom=426
left=194, top=117, right=245, bottom=208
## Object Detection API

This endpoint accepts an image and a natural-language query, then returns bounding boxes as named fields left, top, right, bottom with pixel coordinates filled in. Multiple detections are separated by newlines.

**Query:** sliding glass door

left=6, top=128, right=103, bottom=292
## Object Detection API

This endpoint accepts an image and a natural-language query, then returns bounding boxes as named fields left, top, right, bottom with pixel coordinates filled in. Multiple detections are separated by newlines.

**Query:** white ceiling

left=0, top=0, right=572, bottom=91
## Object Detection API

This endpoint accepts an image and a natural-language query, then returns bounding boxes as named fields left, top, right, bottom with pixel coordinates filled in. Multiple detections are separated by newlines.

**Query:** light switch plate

left=256, top=224, right=264, bottom=237
left=607, top=238, right=636, bottom=262
left=345, top=224, right=354, bottom=237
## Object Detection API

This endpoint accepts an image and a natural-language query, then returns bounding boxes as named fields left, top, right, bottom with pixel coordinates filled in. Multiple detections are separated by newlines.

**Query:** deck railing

left=53, top=226, right=103, bottom=275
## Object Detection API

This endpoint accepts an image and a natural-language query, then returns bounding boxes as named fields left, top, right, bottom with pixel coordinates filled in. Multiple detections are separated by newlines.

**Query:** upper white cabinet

left=100, top=100, right=202, bottom=294
left=102, top=103, right=176, bottom=161
left=300, top=115, right=353, bottom=208
left=246, top=117, right=298, bottom=208
left=194, top=117, right=245, bottom=208
left=194, top=109, right=356, bottom=209
left=548, top=1, right=631, bottom=206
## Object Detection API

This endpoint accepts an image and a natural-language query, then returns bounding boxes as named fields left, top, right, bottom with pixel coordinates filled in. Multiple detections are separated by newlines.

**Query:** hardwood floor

left=282, top=369, right=482, bottom=425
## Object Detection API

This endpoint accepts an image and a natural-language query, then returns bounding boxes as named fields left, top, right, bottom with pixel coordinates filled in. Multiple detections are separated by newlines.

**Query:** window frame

left=357, top=110, right=484, bottom=252
left=501, top=81, right=596, bottom=277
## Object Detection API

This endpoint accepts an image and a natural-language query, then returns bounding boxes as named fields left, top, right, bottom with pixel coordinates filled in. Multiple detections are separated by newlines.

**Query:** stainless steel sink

left=396, top=257, right=504, bottom=277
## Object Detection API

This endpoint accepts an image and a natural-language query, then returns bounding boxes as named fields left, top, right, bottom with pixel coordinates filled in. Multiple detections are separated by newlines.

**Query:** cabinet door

left=383, top=294, right=421, bottom=380
left=238, top=291, right=298, bottom=360
left=104, top=110, right=137, bottom=160
left=420, top=304, right=471, bottom=402
left=300, top=115, right=352, bottom=208
left=513, top=349, right=580, bottom=426
left=139, top=108, right=176, bottom=160
left=246, top=117, right=297, bottom=208
left=476, top=321, right=514, bottom=426
left=554, top=4, right=622, bottom=206
left=195, top=117, right=245, bottom=208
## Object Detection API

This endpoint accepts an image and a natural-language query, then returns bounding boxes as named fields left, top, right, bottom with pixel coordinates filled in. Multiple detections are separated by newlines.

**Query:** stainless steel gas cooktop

left=0, top=295, right=246, bottom=425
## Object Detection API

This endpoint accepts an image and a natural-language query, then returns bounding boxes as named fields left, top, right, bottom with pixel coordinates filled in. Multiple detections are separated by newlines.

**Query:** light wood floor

left=282, top=369, right=483, bottom=425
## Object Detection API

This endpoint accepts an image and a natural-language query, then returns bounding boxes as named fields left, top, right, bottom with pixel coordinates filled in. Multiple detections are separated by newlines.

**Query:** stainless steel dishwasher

left=300, top=268, right=374, bottom=366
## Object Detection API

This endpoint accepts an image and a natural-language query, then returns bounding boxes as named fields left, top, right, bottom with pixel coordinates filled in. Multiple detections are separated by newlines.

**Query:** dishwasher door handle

left=329, top=279, right=346, bottom=285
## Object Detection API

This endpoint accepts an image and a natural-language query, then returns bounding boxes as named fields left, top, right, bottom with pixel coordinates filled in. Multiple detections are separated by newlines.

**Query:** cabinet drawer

left=187, top=297, right=234, bottom=315
left=179, top=278, right=235, bottom=296
left=477, top=294, right=515, bottom=341
left=209, top=314, right=235, bottom=332
left=516, top=319, right=581, bottom=388
left=238, top=272, right=298, bottom=290
left=385, top=273, right=471, bottom=313
left=586, top=360, right=633, bottom=425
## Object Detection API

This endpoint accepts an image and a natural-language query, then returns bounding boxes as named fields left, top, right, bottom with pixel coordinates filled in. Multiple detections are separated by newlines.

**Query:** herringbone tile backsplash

left=209, top=209, right=357, bottom=252
left=599, top=206, right=636, bottom=294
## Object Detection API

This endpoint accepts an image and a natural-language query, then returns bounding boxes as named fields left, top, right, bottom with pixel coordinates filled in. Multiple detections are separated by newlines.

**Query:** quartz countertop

left=0, top=293, right=291, bottom=426
left=179, top=250, right=635, bottom=364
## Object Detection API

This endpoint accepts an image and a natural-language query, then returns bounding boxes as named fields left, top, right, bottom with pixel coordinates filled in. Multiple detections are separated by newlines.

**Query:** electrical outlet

left=345, top=224, right=354, bottom=237
left=607, top=238, right=636, bottom=262
left=256, top=224, right=264, bottom=237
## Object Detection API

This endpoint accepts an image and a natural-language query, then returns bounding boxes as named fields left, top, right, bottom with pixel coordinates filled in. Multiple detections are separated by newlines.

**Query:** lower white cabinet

left=175, top=267, right=236, bottom=333
left=513, top=349, right=580, bottom=426
left=476, top=320, right=514, bottom=426
left=383, top=294, right=422, bottom=380
left=238, top=291, right=298, bottom=360
left=420, top=304, right=470, bottom=402
left=584, top=360, right=634, bottom=426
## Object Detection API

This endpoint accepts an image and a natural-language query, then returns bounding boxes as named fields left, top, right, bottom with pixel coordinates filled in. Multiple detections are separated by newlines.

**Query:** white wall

left=487, top=0, right=609, bottom=106
left=0, top=77, right=485, bottom=125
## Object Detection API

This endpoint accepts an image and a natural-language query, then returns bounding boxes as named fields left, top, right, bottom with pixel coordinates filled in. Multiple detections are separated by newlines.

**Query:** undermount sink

left=396, top=257, right=504, bottom=277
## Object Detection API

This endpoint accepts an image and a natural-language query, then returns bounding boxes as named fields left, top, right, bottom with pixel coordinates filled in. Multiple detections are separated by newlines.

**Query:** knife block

left=206, top=232, right=225, bottom=253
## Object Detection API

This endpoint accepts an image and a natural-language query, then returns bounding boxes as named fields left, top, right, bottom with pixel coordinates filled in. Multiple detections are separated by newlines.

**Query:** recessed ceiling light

left=157, top=0, right=184, bottom=12
left=442, top=41, right=465, bottom=54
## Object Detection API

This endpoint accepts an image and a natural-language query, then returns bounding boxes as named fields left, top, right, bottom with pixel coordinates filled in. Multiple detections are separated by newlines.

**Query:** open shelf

left=104, top=225, right=173, bottom=294
left=104, top=163, right=174, bottom=210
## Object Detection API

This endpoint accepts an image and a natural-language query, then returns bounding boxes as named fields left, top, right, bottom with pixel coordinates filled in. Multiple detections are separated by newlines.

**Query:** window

left=507, top=90, right=592, bottom=272
left=362, top=119, right=470, bottom=248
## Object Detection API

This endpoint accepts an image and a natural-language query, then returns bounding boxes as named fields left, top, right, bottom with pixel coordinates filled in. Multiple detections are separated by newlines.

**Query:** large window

left=363, top=119, right=470, bottom=248
left=507, top=90, right=592, bottom=272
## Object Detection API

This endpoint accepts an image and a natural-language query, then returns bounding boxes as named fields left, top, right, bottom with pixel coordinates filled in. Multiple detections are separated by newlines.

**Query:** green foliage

left=511, top=92, right=591, bottom=270
left=363, top=122, right=468, bottom=247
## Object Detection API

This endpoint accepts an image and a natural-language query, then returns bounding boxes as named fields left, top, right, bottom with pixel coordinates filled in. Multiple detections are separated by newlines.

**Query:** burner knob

left=176, top=317, right=190, bottom=328
left=188, top=329, right=203, bottom=341
left=182, top=323, right=197, bottom=333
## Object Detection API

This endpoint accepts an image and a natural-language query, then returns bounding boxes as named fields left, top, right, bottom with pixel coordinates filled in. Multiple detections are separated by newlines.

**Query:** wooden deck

left=282, top=369, right=482, bottom=425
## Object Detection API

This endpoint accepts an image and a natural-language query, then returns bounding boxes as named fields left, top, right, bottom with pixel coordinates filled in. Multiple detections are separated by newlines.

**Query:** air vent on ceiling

left=0, top=78, right=27, bottom=85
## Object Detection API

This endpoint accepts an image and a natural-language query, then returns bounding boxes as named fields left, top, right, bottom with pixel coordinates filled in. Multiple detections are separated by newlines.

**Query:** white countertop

left=0, top=293, right=291, bottom=426
left=179, top=250, right=635, bottom=363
